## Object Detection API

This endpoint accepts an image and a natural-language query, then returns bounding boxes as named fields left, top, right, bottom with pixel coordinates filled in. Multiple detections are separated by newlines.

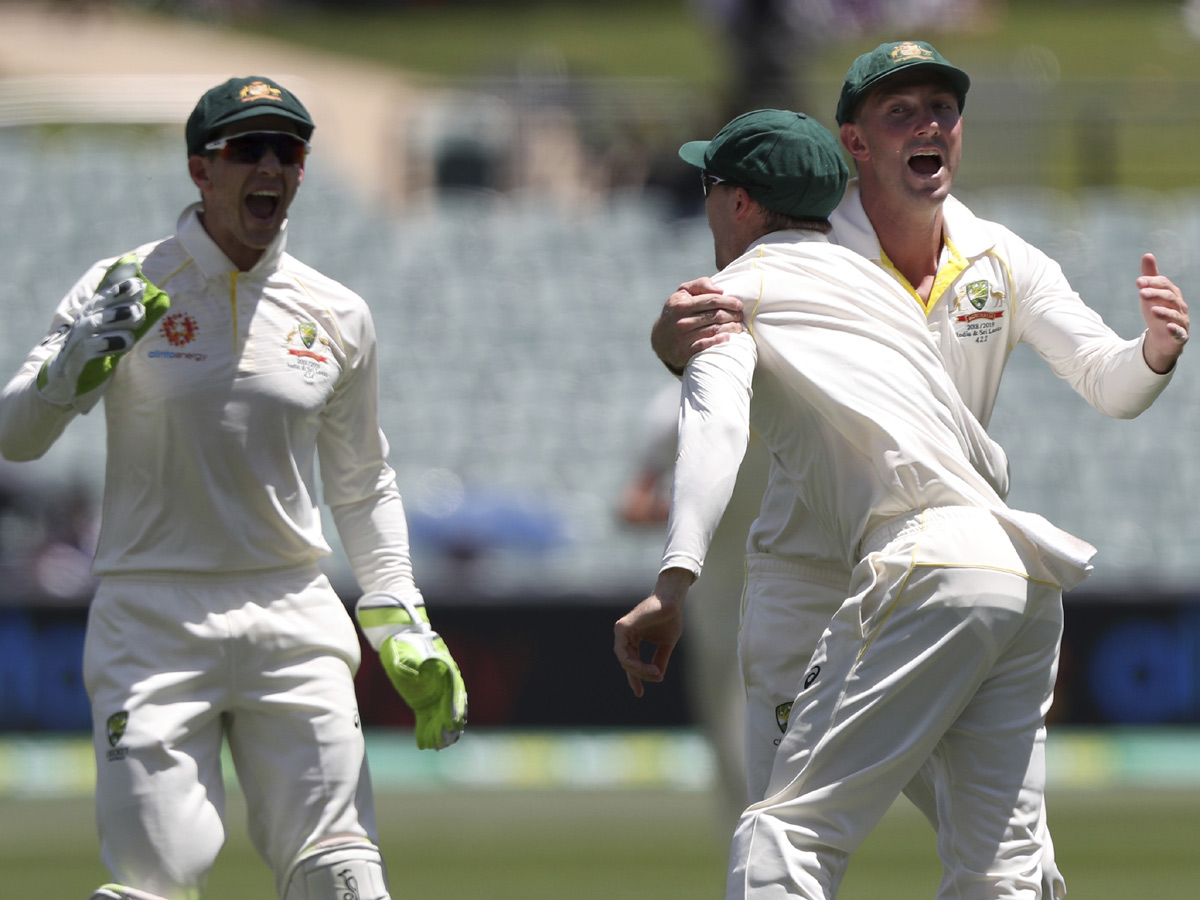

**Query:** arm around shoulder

left=650, top=276, right=745, bottom=376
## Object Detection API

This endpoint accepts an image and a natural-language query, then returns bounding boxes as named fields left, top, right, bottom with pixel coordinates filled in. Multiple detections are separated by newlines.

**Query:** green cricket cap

left=186, top=76, right=314, bottom=156
left=835, top=40, right=970, bottom=125
left=678, top=109, right=848, bottom=220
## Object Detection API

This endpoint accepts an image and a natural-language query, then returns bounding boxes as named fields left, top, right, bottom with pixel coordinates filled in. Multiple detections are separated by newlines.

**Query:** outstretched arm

left=650, top=277, right=745, bottom=375
left=1138, top=252, right=1189, bottom=374
left=1012, top=241, right=1178, bottom=420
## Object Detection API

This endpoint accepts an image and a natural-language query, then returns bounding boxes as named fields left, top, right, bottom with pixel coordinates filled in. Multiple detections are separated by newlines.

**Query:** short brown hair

left=759, top=207, right=832, bottom=235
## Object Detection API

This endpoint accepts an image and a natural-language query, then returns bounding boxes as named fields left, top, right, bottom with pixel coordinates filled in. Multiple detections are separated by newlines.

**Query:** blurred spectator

left=692, top=0, right=1006, bottom=118
left=0, top=462, right=99, bottom=605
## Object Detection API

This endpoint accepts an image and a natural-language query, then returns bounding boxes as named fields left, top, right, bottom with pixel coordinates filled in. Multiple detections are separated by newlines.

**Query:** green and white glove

left=37, top=254, right=170, bottom=408
left=356, top=591, right=467, bottom=750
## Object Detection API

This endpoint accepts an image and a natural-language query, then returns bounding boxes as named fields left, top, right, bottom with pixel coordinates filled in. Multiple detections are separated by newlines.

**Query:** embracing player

left=615, top=106, right=1097, bottom=899
left=650, top=40, right=1188, bottom=899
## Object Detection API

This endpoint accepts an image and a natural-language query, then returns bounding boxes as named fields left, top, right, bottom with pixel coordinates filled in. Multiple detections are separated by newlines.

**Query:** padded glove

left=37, top=254, right=170, bottom=408
left=356, top=591, right=467, bottom=750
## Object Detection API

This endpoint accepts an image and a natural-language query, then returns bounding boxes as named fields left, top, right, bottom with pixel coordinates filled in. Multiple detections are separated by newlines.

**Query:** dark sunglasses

left=204, top=131, right=311, bottom=166
left=700, top=171, right=730, bottom=197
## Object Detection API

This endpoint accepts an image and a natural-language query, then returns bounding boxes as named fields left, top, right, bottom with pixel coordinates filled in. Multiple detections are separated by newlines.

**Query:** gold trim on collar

left=880, top=235, right=969, bottom=316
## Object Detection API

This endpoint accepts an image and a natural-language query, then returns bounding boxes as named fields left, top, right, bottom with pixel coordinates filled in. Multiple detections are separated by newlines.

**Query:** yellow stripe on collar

left=880, top=235, right=969, bottom=316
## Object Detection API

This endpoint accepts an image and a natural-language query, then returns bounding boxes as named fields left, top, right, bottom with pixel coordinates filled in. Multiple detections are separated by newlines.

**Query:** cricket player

left=650, top=41, right=1189, bottom=898
left=0, top=76, right=466, bottom=900
left=614, top=108, right=1096, bottom=900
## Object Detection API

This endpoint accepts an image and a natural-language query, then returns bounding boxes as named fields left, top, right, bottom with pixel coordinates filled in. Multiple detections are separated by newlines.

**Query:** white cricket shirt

left=832, top=179, right=1171, bottom=428
left=662, top=231, right=1013, bottom=577
left=740, top=182, right=1174, bottom=577
left=0, top=205, right=421, bottom=598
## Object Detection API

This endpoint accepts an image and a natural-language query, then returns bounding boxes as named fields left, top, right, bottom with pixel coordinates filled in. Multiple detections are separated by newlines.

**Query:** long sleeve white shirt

left=662, top=231, right=1013, bottom=577
left=0, top=205, right=421, bottom=600
left=740, top=182, right=1173, bottom=577
left=832, top=180, right=1171, bottom=428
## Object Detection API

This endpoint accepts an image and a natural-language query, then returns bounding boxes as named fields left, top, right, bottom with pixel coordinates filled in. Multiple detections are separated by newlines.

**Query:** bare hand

left=613, top=569, right=693, bottom=697
left=650, top=277, right=744, bottom=375
left=1138, top=252, right=1189, bottom=374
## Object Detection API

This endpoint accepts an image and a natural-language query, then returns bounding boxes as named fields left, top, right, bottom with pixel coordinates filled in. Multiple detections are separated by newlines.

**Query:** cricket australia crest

left=775, top=701, right=793, bottom=734
left=285, top=320, right=332, bottom=383
left=890, top=42, right=936, bottom=64
left=106, top=710, right=130, bottom=761
left=953, top=279, right=1006, bottom=344
left=965, top=280, right=989, bottom=310
left=240, top=81, right=283, bottom=104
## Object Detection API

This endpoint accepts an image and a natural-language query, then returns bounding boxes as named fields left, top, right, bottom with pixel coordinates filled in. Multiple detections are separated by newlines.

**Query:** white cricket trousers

left=82, top=566, right=380, bottom=900
left=738, top=553, right=1064, bottom=898
left=729, top=507, right=1065, bottom=900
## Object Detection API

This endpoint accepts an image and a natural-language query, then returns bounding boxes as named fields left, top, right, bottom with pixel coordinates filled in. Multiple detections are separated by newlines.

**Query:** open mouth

left=908, top=151, right=944, bottom=177
left=245, top=190, right=281, bottom=221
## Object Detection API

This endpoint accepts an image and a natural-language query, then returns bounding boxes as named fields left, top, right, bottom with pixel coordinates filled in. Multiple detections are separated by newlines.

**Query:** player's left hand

left=613, top=568, right=692, bottom=697
left=356, top=591, right=467, bottom=750
left=1138, top=252, right=1189, bottom=374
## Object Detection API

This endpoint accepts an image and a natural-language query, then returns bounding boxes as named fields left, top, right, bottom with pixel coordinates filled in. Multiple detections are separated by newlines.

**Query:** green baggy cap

left=835, top=40, right=970, bottom=125
left=186, top=76, right=314, bottom=156
left=678, top=109, right=848, bottom=220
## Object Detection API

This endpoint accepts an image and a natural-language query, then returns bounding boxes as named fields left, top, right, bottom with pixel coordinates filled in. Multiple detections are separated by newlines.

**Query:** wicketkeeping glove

left=37, top=254, right=170, bottom=408
left=355, top=591, right=467, bottom=750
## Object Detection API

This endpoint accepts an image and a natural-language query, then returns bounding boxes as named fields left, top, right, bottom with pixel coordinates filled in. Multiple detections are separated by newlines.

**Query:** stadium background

left=2, top=0, right=1199, bottom=897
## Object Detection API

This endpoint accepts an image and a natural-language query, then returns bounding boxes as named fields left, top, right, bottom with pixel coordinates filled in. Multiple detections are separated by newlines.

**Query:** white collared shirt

left=663, top=232, right=1012, bottom=577
left=731, top=183, right=1173, bottom=579
left=0, top=205, right=421, bottom=599
left=831, top=179, right=1170, bottom=428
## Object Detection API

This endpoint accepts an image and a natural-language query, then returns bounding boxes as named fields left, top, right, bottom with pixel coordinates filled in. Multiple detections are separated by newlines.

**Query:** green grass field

left=5, top=783, right=1198, bottom=899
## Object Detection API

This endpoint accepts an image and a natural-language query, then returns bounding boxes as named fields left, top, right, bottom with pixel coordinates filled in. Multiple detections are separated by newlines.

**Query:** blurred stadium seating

left=1, top=124, right=1199, bottom=603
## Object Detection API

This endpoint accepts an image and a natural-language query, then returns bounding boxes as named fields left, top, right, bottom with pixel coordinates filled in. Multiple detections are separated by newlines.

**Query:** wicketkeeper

left=0, top=75, right=466, bottom=900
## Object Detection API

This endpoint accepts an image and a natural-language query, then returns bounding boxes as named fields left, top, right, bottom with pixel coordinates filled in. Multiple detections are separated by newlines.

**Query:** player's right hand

left=36, top=255, right=169, bottom=408
left=650, top=277, right=745, bottom=376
